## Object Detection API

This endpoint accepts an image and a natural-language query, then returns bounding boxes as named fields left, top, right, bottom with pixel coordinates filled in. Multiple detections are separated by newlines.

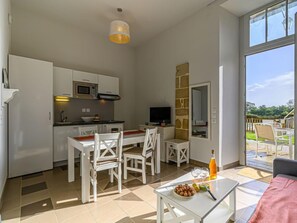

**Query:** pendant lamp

left=109, top=8, right=130, bottom=44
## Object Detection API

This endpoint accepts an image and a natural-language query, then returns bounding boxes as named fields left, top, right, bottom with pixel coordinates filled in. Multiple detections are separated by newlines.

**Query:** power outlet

left=82, top=108, right=86, bottom=112
left=86, top=108, right=90, bottom=112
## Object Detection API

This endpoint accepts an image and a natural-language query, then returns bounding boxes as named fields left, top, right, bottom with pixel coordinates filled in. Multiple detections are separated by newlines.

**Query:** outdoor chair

left=254, top=123, right=287, bottom=157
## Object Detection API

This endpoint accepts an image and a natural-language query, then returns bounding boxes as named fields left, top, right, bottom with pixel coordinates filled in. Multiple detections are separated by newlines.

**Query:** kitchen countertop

left=53, top=120, right=125, bottom=127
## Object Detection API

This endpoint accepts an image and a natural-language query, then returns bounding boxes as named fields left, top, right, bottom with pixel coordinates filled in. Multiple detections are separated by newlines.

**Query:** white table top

left=69, top=131, right=147, bottom=147
left=155, top=172, right=238, bottom=219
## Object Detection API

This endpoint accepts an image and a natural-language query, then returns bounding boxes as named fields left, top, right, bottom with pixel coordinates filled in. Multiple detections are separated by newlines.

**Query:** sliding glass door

left=245, top=45, right=295, bottom=172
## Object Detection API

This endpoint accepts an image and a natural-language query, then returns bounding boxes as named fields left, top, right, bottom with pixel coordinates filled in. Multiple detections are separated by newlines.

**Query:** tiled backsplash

left=54, top=98, right=114, bottom=122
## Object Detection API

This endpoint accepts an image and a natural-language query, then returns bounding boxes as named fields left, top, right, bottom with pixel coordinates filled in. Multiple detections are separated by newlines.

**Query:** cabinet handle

left=49, top=112, right=51, bottom=121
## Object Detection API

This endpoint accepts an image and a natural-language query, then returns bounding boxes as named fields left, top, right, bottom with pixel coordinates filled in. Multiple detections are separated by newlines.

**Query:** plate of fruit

left=173, top=184, right=196, bottom=199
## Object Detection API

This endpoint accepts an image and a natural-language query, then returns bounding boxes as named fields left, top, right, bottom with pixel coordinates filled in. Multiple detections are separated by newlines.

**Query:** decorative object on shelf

left=2, top=68, right=9, bottom=88
left=1, top=68, right=19, bottom=107
left=109, top=8, right=130, bottom=44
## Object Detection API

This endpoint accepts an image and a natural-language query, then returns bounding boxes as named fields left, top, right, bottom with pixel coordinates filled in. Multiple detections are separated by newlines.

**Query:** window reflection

left=288, top=0, right=297, bottom=35
left=250, top=10, right=266, bottom=47
left=191, top=85, right=209, bottom=139
left=249, top=0, right=297, bottom=47
left=267, top=1, right=286, bottom=41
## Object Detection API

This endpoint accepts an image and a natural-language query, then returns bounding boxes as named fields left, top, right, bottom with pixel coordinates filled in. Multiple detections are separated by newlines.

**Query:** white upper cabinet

left=73, top=70, right=98, bottom=84
left=53, top=67, right=73, bottom=97
left=98, top=75, right=119, bottom=95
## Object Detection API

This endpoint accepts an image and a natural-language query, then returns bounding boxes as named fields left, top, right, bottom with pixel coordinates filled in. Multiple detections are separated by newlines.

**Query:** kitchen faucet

left=60, top=110, right=67, bottom=122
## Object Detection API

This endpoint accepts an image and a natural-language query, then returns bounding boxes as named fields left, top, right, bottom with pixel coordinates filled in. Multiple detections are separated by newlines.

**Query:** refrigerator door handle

left=49, top=112, right=51, bottom=121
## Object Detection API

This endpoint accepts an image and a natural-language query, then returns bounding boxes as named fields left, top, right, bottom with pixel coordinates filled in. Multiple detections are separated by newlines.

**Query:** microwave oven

left=73, top=81, right=98, bottom=99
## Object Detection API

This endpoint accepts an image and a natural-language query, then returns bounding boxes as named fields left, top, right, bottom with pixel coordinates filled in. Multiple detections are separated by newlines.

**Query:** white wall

left=219, top=9, right=240, bottom=167
left=136, top=5, right=221, bottom=165
left=136, top=5, right=240, bottom=167
left=10, top=3, right=240, bottom=168
left=11, top=6, right=137, bottom=129
left=0, top=0, right=11, bottom=200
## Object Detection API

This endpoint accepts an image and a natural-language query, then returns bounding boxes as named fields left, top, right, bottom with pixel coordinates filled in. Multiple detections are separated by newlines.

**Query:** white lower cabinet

left=54, top=126, right=80, bottom=162
left=98, top=124, right=106, bottom=133
left=105, top=124, right=124, bottom=133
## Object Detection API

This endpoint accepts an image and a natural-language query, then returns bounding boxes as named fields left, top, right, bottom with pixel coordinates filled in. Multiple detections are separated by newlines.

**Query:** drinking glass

left=199, top=167, right=210, bottom=181
left=191, top=167, right=201, bottom=179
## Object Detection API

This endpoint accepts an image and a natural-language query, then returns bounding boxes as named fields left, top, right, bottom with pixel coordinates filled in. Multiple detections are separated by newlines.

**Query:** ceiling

left=12, top=0, right=217, bottom=47
left=221, top=0, right=276, bottom=17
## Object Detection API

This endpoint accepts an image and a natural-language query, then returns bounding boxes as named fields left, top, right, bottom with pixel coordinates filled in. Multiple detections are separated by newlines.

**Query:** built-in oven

left=73, top=81, right=98, bottom=99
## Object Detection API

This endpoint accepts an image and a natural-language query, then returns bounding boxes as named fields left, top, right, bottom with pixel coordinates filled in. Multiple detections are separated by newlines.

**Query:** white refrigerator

left=9, top=55, right=53, bottom=178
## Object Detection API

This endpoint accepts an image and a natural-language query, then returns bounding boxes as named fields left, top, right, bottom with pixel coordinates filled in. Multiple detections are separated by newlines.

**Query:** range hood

left=97, top=93, right=121, bottom=101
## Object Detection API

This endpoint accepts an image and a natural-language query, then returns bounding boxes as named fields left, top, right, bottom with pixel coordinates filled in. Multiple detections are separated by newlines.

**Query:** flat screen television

left=150, top=107, right=171, bottom=124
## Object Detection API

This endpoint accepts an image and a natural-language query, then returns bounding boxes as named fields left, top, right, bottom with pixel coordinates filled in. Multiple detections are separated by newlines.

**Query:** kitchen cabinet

left=54, top=126, right=80, bottom=162
left=98, top=124, right=106, bottom=133
left=98, top=75, right=119, bottom=95
left=104, top=123, right=124, bottom=133
left=53, top=67, right=73, bottom=97
left=9, top=55, right=53, bottom=178
left=139, top=125, right=175, bottom=162
left=73, top=70, right=98, bottom=84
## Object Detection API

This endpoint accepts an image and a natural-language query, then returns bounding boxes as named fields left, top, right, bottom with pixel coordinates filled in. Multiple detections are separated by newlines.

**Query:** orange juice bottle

left=209, top=149, right=217, bottom=180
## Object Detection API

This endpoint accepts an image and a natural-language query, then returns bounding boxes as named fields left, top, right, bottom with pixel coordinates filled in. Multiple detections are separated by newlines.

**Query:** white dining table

left=67, top=131, right=161, bottom=203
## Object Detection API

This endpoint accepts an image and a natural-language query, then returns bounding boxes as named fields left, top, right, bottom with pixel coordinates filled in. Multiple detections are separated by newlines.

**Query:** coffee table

left=154, top=173, right=239, bottom=223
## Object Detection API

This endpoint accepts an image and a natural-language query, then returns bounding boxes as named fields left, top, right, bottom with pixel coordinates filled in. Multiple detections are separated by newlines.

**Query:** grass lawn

left=246, top=131, right=257, bottom=141
left=246, top=131, right=295, bottom=145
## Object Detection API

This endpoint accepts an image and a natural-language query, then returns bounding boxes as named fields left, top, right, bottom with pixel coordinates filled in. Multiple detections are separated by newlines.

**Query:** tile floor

left=0, top=162, right=269, bottom=223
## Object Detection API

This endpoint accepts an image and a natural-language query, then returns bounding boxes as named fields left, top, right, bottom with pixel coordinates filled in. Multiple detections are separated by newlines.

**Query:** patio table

left=274, top=128, right=294, bottom=159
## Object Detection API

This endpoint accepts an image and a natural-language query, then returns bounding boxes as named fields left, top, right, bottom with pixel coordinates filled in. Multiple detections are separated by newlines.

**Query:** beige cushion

left=123, top=147, right=143, bottom=155
left=91, top=158, right=119, bottom=166
left=123, top=147, right=153, bottom=157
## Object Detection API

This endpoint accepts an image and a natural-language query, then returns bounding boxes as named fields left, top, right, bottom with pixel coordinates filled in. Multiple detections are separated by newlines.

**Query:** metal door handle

left=49, top=112, right=51, bottom=120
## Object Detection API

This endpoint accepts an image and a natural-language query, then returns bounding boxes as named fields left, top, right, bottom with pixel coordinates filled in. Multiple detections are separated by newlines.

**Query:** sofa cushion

left=277, top=174, right=297, bottom=181
left=249, top=175, right=297, bottom=223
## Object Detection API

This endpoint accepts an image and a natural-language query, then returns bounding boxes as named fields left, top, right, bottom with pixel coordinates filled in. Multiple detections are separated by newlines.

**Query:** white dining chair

left=78, top=125, right=98, bottom=136
left=90, top=132, right=123, bottom=201
left=123, top=128, right=157, bottom=184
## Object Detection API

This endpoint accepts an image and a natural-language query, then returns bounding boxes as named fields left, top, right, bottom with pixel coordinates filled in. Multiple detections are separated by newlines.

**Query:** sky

left=247, top=4, right=295, bottom=107
left=246, top=44, right=294, bottom=107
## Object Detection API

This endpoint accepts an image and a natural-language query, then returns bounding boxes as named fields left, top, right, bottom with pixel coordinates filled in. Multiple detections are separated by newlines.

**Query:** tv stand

left=139, top=124, right=175, bottom=162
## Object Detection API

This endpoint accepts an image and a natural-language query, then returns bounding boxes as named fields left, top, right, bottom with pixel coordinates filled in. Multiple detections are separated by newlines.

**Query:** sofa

left=249, top=158, right=297, bottom=223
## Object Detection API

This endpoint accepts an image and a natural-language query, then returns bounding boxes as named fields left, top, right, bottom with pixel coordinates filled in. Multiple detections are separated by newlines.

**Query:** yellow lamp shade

left=109, top=20, right=130, bottom=44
